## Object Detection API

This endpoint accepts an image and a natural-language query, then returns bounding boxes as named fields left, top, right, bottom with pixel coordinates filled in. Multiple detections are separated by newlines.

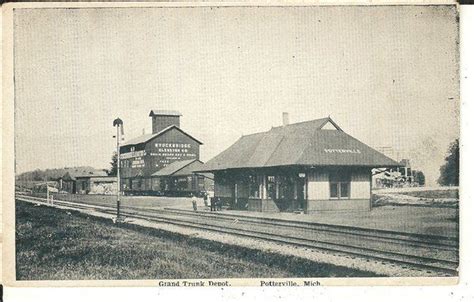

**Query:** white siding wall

left=350, top=170, right=371, bottom=199
left=307, top=170, right=329, bottom=200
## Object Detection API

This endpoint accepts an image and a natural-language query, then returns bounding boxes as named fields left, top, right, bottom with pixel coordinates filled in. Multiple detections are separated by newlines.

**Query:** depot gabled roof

left=196, top=117, right=400, bottom=172
left=121, top=125, right=203, bottom=147
left=152, top=159, right=203, bottom=177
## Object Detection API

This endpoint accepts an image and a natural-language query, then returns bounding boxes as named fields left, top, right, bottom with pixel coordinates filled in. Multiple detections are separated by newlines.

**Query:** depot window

left=249, top=175, right=260, bottom=198
left=329, top=171, right=350, bottom=199
left=266, top=176, right=276, bottom=200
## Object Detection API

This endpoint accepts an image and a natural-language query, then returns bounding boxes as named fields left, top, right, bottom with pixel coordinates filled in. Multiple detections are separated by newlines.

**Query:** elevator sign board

left=120, top=150, right=146, bottom=159
left=155, top=143, right=192, bottom=154
left=118, top=119, right=202, bottom=180
left=154, top=142, right=197, bottom=166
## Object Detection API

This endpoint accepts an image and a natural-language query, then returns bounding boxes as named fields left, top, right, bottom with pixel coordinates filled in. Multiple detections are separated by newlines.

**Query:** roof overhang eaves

left=194, top=162, right=402, bottom=173
left=121, top=137, right=155, bottom=148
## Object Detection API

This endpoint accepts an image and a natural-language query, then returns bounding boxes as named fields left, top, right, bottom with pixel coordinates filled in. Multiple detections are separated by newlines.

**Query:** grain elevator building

left=119, top=110, right=209, bottom=196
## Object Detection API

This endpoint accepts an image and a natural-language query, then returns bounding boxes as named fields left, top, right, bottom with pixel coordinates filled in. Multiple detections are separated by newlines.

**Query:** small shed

left=60, top=169, right=108, bottom=194
left=151, top=159, right=211, bottom=196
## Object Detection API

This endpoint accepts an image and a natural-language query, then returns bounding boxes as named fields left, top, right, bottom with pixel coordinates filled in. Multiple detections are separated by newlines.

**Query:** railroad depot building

left=197, top=115, right=400, bottom=213
left=119, top=110, right=209, bottom=195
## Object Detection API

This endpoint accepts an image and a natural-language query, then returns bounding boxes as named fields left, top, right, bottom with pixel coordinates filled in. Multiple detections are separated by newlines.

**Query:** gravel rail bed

left=17, top=195, right=458, bottom=277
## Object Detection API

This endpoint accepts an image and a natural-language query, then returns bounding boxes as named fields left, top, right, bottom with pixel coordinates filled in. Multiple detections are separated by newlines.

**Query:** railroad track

left=159, top=208, right=459, bottom=250
left=16, top=194, right=459, bottom=276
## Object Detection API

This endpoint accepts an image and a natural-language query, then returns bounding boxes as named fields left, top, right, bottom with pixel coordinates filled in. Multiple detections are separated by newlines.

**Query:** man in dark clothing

left=210, top=197, right=216, bottom=212
left=203, top=193, right=209, bottom=208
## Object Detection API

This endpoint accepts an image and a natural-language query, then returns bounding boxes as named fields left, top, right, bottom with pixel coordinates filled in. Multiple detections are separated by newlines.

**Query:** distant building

left=119, top=110, right=210, bottom=196
left=373, top=159, right=416, bottom=188
left=80, top=176, right=118, bottom=195
left=60, top=169, right=108, bottom=194
left=196, top=114, right=400, bottom=213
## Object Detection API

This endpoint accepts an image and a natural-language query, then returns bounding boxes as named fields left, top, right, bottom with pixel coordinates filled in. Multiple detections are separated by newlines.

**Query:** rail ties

left=107, top=209, right=459, bottom=276
left=15, top=194, right=459, bottom=276
left=18, top=195, right=458, bottom=249
left=161, top=207, right=459, bottom=249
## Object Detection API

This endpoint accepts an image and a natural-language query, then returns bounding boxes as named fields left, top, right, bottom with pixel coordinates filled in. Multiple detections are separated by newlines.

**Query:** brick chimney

left=282, top=112, right=289, bottom=126
left=149, top=110, right=182, bottom=134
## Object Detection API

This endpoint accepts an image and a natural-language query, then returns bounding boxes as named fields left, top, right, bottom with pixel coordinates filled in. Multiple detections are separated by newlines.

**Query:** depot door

left=296, top=177, right=306, bottom=210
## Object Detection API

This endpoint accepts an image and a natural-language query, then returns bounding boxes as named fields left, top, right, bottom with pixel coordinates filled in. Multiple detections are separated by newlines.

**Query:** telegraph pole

left=113, top=118, right=124, bottom=222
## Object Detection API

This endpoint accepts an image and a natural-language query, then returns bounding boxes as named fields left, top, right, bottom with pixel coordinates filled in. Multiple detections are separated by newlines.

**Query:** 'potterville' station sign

left=324, top=149, right=361, bottom=154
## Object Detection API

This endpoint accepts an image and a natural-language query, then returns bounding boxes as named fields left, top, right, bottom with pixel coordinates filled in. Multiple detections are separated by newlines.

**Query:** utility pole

left=46, top=184, right=49, bottom=205
left=113, top=118, right=124, bottom=222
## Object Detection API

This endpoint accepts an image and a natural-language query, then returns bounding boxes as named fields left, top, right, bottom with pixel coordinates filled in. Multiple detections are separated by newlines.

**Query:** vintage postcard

left=2, top=1, right=461, bottom=288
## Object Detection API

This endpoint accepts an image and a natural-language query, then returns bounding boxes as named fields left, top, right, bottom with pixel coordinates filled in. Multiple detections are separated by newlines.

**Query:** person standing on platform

left=191, top=194, right=198, bottom=212
left=203, top=193, right=209, bottom=209
left=210, top=197, right=216, bottom=212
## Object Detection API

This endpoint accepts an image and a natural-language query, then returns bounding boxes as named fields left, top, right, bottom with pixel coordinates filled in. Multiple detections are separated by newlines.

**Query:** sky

left=13, top=5, right=459, bottom=185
